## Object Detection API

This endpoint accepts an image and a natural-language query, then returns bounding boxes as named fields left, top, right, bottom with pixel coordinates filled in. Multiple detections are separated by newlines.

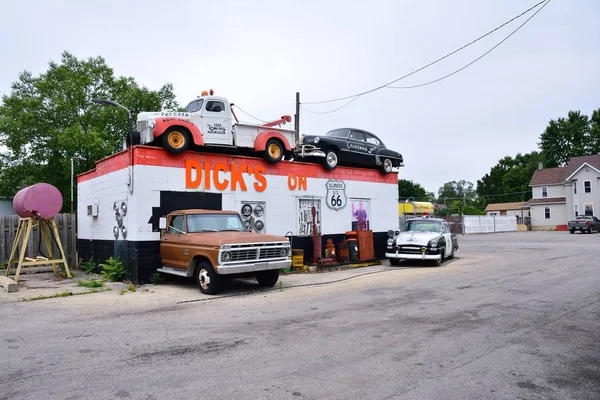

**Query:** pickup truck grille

left=137, top=121, right=148, bottom=131
left=230, top=249, right=258, bottom=261
left=225, top=242, right=289, bottom=263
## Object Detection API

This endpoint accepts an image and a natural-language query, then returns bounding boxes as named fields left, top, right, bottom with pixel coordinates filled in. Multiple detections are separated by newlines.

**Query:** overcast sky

left=1, top=0, right=599, bottom=195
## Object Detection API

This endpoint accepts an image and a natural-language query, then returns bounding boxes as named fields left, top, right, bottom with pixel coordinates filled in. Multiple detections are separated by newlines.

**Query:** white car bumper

left=386, top=252, right=442, bottom=261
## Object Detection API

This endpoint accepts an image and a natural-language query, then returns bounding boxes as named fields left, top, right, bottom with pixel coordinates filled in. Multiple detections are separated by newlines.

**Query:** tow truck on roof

left=134, top=89, right=297, bottom=164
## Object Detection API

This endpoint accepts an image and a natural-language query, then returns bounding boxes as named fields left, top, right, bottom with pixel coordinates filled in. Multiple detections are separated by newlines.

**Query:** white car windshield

left=186, top=214, right=245, bottom=232
left=405, top=221, right=441, bottom=233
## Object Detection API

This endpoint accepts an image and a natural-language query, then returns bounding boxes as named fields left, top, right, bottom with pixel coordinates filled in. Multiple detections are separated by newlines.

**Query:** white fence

left=463, top=215, right=517, bottom=234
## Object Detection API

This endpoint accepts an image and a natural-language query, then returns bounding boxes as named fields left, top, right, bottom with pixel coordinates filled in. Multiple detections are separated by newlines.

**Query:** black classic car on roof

left=296, top=128, right=404, bottom=174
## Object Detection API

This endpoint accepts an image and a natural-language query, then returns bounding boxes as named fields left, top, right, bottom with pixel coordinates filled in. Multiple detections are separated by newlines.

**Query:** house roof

left=564, top=154, right=600, bottom=180
left=529, top=167, right=566, bottom=186
left=485, top=202, right=528, bottom=212
left=524, top=197, right=566, bottom=206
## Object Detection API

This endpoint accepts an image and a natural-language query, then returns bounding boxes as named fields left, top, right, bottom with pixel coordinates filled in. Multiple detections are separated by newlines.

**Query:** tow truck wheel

left=264, top=139, right=284, bottom=164
left=324, top=150, right=338, bottom=170
left=381, top=158, right=393, bottom=174
left=256, top=269, right=279, bottom=287
left=162, top=128, right=190, bottom=154
left=388, top=258, right=400, bottom=266
left=195, top=261, right=222, bottom=295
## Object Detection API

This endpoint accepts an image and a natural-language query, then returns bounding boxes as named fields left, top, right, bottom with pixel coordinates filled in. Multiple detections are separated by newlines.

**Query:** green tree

left=436, top=180, right=477, bottom=204
left=0, top=51, right=180, bottom=212
left=397, top=179, right=433, bottom=201
left=476, top=151, right=546, bottom=204
left=538, top=110, right=592, bottom=167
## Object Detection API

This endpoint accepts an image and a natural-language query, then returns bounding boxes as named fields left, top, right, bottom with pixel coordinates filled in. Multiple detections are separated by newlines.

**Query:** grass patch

left=119, top=284, right=137, bottom=295
left=150, top=272, right=165, bottom=285
left=77, top=279, right=104, bottom=288
left=24, top=288, right=111, bottom=301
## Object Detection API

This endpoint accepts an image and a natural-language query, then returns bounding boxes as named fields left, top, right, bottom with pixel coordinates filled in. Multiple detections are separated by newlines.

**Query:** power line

left=301, top=0, right=549, bottom=108
left=233, top=105, right=268, bottom=123
left=399, top=190, right=532, bottom=202
left=387, top=0, right=551, bottom=89
left=300, top=96, right=361, bottom=115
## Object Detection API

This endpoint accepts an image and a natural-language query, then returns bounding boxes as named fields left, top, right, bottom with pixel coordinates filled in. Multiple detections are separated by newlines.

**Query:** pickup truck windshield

left=186, top=214, right=245, bottom=232
left=405, top=221, right=441, bottom=233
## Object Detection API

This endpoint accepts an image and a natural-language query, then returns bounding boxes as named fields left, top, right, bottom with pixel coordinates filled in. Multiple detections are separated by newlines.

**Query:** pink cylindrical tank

left=13, top=183, right=63, bottom=219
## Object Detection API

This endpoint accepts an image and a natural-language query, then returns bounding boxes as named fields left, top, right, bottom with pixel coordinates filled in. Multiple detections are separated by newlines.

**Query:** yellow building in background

left=398, top=201, right=435, bottom=215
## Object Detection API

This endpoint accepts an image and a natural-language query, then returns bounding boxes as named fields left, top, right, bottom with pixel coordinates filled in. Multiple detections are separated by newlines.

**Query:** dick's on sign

left=325, top=179, right=347, bottom=210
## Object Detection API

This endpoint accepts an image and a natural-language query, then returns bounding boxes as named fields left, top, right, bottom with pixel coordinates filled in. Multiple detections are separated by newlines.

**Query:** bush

left=79, top=257, right=97, bottom=274
left=150, top=272, right=165, bottom=285
left=99, top=257, right=126, bottom=282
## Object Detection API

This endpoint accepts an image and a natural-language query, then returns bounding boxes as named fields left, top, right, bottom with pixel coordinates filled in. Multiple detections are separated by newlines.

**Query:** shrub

left=79, top=257, right=97, bottom=274
left=99, top=257, right=126, bottom=282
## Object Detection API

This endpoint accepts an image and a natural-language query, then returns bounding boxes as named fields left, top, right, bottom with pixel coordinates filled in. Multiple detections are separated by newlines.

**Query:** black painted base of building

left=78, top=232, right=389, bottom=285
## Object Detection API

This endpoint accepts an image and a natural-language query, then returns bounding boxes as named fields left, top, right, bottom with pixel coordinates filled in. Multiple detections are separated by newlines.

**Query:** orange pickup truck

left=156, top=209, right=292, bottom=294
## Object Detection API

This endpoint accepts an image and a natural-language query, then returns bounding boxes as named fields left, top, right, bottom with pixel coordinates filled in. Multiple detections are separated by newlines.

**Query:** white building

left=527, top=155, right=600, bottom=230
left=77, top=146, right=399, bottom=283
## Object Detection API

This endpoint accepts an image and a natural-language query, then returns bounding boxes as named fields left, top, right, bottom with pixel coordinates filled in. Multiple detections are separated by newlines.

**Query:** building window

left=584, top=181, right=591, bottom=193
left=297, top=198, right=321, bottom=236
left=584, top=203, right=594, bottom=216
left=544, top=206, right=551, bottom=219
left=541, top=186, right=548, bottom=198
left=575, top=204, right=579, bottom=217
left=574, top=183, right=577, bottom=194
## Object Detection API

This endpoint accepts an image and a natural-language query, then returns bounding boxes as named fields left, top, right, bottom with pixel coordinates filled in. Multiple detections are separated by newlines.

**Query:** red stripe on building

left=78, top=146, right=398, bottom=184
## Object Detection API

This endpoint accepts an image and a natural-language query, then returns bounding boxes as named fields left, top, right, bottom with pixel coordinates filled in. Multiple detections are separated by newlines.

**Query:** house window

left=574, top=184, right=577, bottom=194
left=584, top=203, right=594, bottom=216
left=584, top=181, right=591, bottom=193
left=541, top=186, right=548, bottom=198
left=544, top=206, right=551, bottom=219
left=575, top=204, right=579, bottom=217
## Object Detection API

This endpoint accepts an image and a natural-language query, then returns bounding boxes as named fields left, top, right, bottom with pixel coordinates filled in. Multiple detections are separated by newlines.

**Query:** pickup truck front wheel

left=256, top=269, right=279, bottom=287
left=195, top=261, right=222, bottom=295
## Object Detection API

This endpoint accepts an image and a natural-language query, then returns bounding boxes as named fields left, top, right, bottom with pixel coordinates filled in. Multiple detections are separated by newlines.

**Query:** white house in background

left=527, top=155, right=600, bottom=230
left=484, top=202, right=530, bottom=223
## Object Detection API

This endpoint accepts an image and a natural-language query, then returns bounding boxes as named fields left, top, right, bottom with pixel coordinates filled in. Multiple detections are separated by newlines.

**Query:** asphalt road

left=1, top=231, right=599, bottom=400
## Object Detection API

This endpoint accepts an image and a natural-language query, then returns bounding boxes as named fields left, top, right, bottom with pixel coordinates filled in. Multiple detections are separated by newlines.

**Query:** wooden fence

left=0, top=213, right=77, bottom=268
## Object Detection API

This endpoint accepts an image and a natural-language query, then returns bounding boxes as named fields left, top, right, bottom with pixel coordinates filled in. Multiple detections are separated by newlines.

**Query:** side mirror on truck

left=159, top=217, right=167, bottom=230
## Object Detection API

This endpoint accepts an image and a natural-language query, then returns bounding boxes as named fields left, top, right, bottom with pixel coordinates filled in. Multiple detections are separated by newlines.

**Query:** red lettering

left=230, top=164, right=248, bottom=191
left=185, top=160, right=201, bottom=189
left=204, top=161, right=211, bottom=190
left=253, top=166, right=267, bottom=192
left=298, top=176, right=307, bottom=191
left=213, top=162, right=230, bottom=191
left=288, top=175, right=297, bottom=190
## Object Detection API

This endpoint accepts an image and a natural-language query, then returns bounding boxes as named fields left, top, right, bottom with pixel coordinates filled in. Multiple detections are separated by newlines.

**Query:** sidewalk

left=0, top=261, right=397, bottom=305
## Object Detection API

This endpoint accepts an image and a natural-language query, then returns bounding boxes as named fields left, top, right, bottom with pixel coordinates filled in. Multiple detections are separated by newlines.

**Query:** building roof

left=564, top=154, right=600, bottom=180
left=524, top=197, right=566, bottom=206
left=485, top=202, right=528, bottom=212
left=529, top=154, right=600, bottom=186
left=529, top=167, right=566, bottom=186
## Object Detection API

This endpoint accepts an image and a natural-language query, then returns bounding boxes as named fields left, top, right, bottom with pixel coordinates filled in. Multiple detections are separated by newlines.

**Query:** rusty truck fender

left=153, top=117, right=204, bottom=146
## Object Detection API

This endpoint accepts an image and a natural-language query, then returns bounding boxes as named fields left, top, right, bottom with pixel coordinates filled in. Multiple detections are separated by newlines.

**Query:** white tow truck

left=134, top=89, right=297, bottom=164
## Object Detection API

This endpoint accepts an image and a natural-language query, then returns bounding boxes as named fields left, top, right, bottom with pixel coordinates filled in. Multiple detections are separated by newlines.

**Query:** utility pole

left=294, top=92, right=300, bottom=137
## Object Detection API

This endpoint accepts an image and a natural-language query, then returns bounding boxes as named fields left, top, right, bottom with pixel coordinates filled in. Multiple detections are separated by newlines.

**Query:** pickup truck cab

left=157, top=209, right=292, bottom=294
left=568, top=215, right=600, bottom=234
left=135, top=90, right=297, bottom=164
left=386, top=217, right=458, bottom=266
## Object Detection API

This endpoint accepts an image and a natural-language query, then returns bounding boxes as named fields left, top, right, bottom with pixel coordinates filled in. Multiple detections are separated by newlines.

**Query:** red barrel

left=13, top=183, right=63, bottom=219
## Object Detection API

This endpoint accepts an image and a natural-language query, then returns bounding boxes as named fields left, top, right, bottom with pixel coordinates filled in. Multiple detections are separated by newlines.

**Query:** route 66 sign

left=325, top=179, right=347, bottom=210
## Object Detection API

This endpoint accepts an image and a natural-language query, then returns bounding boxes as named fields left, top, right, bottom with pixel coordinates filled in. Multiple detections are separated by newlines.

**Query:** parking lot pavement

left=1, top=231, right=599, bottom=400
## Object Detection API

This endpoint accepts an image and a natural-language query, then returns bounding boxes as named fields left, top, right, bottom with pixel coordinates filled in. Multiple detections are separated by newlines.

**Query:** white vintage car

left=385, top=217, right=458, bottom=266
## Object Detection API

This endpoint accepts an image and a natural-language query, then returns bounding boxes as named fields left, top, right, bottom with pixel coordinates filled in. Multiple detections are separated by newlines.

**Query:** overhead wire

left=386, top=0, right=552, bottom=89
left=232, top=104, right=268, bottom=123
left=300, top=0, right=550, bottom=114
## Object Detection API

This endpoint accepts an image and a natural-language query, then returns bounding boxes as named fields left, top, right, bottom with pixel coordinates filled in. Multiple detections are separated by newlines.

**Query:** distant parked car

left=297, top=128, right=404, bottom=174
left=568, top=215, right=600, bottom=234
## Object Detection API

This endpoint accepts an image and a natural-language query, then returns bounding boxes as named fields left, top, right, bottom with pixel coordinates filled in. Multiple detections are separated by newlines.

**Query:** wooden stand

left=5, top=217, right=72, bottom=282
